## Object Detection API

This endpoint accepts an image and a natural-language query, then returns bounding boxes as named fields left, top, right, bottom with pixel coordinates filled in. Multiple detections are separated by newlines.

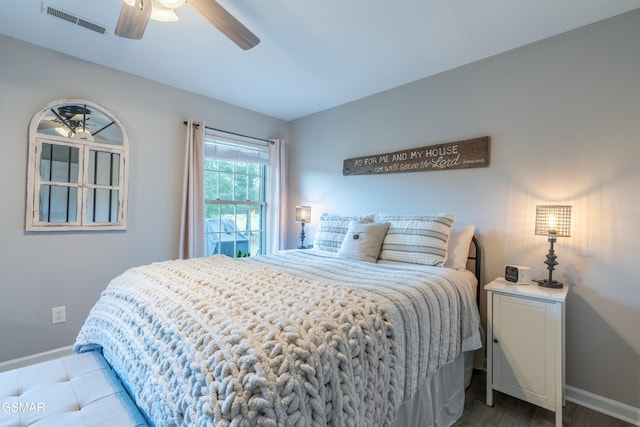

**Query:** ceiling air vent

left=41, top=2, right=107, bottom=35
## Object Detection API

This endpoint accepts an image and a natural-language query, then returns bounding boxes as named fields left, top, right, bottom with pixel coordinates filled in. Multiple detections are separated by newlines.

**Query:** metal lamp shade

left=535, top=205, right=571, bottom=237
left=295, top=206, right=311, bottom=223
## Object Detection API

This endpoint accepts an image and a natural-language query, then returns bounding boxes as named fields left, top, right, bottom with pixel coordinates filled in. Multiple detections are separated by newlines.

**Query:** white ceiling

left=2, top=1, right=639, bottom=121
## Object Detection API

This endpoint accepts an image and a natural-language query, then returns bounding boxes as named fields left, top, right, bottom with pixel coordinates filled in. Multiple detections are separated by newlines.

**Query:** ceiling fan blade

left=187, top=0, right=260, bottom=50
left=115, top=0, right=153, bottom=39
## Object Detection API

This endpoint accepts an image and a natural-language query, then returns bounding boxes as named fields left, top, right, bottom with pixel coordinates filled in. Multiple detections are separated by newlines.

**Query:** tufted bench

left=0, top=351, right=149, bottom=427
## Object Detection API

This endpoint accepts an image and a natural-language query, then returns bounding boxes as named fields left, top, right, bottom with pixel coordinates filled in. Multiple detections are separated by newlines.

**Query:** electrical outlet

left=52, top=306, right=66, bottom=324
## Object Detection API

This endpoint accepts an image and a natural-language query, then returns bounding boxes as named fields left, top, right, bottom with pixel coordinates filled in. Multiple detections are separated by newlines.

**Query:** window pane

left=111, top=154, right=120, bottom=185
left=234, top=173, right=248, bottom=201
left=248, top=163, right=261, bottom=176
left=234, top=162, right=248, bottom=175
left=219, top=161, right=233, bottom=173
left=87, top=189, right=119, bottom=223
left=248, top=231, right=262, bottom=256
left=205, top=206, right=225, bottom=256
left=204, top=158, right=219, bottom=170
left=89, top=150, right=120, bottom=186
left=205, top=203, right=221, bottom=220
left=249, top=206, right=262, bottom=231
left=234, top=232, right=250, bottom=257
left=220, top=204, right=236, bottom=224
left=236, top=204, right=249, bottom=231
left=218, top=172, right=234, bottom=200
left=39, top=185, right=77, bottom=222
left=40, top=143, right=79, bottom=183
left=248, top=174, right=262, bottom=202
left=204, top=169, right=219, bottom=200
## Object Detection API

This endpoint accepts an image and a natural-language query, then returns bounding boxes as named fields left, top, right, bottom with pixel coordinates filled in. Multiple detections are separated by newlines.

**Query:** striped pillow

left=313, top=213, right=374, bottom=252
left=378, top=213, right=456, bottom=265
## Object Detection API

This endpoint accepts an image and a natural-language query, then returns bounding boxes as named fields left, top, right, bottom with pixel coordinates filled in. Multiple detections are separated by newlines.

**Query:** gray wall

left=288, top=10, right=640, bottom=408
left=0, top=35, right=288, bottom=362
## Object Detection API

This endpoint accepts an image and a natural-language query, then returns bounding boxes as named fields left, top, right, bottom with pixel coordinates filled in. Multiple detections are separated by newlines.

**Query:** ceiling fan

left=114, top=0, right=260, bottom=50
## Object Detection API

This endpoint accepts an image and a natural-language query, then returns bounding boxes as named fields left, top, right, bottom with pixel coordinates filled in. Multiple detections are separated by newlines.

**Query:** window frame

left=203, top=130, right=269, bottom=257
left=25, top=99, right=129, bottom=231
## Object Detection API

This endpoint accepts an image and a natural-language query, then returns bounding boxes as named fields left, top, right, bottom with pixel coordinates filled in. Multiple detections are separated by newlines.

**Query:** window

left=204, top=130, right=269, bottom=257
left=26, top=99, right=129, bottom=231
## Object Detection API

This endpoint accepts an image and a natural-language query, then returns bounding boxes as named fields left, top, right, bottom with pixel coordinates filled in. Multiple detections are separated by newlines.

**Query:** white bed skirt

left=391, top=351, right=473, bottom=427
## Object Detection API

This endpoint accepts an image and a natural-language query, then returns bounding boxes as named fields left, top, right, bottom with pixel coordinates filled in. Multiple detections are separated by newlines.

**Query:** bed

left=0, top=213, right=478, bottom=426
left=68, top=213, right=483, bottom=427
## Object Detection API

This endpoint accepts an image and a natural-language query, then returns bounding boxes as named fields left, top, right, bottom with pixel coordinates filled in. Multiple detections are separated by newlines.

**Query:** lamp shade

left=295, top=206, right=311, bottom=223
left=535, top=205, right=571, bottom=237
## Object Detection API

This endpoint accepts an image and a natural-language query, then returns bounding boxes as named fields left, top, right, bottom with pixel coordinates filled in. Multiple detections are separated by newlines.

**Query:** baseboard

left=566, top=385, right=640, bottom=426
left=0, top=345, right=74, bottom=372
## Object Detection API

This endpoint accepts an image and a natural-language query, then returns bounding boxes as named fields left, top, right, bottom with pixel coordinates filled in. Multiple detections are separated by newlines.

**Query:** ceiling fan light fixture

left=54, top=126, right=71, bottom=138
left=159, top=0, right=186, bottom=9
left=150, top=0, right=179, bottom=21
left=115, top=0, right=259, bottom=49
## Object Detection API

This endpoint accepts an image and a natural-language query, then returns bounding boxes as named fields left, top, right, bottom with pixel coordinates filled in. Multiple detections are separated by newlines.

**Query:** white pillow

left=444, top=225, right=475, bottom=270
left=313, top=213, right=374, bottom=252
left=337, top=221, right=390, bottom=263
left=378, top=213, right=456, bottom=265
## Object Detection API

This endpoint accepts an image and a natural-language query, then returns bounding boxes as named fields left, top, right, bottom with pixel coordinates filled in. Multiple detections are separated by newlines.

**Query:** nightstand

left=485, top=278, right=568, bottom=427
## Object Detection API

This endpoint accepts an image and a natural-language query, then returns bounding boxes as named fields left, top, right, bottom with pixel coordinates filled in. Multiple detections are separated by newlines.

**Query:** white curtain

left=179, top=118, right=205, bottom=259
left=266, top=139, right=287, bottom=253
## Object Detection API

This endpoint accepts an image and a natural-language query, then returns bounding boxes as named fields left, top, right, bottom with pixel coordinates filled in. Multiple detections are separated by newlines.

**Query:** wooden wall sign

left=343, top=136, right=490, bottom=176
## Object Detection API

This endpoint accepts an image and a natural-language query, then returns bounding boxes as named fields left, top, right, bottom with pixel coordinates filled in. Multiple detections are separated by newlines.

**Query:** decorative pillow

left=444, top=225, right=475, bottom=270
left=313, top=213, right=375, bottom=252
left=337, top=221, right=390, bottom=263
left=378, top=213, right=456, bottom=265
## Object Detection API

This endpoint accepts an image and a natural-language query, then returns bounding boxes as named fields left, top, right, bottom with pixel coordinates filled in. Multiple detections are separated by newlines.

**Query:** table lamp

left=534, top=205, right=571, bottom=288
left=295, top=206, right=311, bottom=249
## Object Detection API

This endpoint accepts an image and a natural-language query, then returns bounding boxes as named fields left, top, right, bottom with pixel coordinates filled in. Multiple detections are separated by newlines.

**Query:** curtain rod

left=183, top=121, right=273, bottom=144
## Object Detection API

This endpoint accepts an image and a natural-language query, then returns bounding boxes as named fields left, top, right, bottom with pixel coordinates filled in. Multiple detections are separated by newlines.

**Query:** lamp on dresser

left=534, top=205, right=571, bottom=288
left=295, top=206, right=311, bottom=249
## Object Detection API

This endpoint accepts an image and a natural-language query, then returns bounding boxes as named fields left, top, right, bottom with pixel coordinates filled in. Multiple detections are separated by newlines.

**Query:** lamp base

left=297, top=245, right=308, bottom=250
left=538, top=279, right=563, bottom=289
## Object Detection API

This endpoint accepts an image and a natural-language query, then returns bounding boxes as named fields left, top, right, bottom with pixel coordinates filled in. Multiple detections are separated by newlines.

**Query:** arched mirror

left=26, top=99, right=129, bottom=231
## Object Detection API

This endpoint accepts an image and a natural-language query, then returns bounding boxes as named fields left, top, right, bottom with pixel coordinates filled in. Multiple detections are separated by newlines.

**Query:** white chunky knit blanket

left=75, top=251, right=479, bottom=427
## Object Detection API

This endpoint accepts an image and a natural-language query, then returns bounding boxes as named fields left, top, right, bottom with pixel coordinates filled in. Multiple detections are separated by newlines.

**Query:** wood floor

left=453, top=370, right=635, bottom=427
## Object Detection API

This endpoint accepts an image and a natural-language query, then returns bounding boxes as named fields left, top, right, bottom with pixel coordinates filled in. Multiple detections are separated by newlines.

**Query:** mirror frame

left=25, top=99, right=130, bottom=231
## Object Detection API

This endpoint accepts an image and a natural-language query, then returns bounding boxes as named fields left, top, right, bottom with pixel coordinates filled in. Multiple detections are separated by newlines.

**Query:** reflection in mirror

left=89, top=150, right=120, bottom=186
left=36, top=102, right=124, bottom=145
left=38, top=143, right=80, bottom=223
left=39, top=185, right=78, bottom=223
left=40, top=143, right=79, bottom=183
left=87, top=150, right=121, bottom=223
left=87, top=189, right=120, bottom=223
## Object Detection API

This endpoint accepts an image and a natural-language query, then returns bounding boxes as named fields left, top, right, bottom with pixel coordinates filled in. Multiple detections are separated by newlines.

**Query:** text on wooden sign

left=343, top=136, right=490, bottom=176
